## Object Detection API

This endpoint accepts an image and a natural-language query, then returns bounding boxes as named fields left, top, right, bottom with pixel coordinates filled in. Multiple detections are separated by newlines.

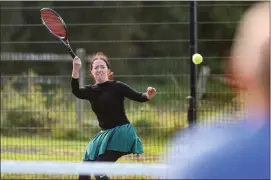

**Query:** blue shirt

left=163, top=117, right=270, bottom=179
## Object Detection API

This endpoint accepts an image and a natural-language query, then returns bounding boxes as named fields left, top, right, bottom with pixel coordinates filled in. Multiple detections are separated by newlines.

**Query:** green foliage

left=1, top=72, right=49, bottom=133
left=0, top=70, right=79, bottom=137
left=126, top=103, right=188, bottom=141
left=51, top=122, right=80, bottom=140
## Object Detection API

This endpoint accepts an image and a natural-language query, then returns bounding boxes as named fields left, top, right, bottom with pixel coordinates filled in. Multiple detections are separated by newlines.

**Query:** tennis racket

left=40, top=8, right=76, bottom=59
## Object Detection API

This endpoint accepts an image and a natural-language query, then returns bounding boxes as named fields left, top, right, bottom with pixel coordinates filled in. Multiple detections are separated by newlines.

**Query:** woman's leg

left=78, top=160, right=93, bottom=180
left=94, top=150, right=128, bottom=180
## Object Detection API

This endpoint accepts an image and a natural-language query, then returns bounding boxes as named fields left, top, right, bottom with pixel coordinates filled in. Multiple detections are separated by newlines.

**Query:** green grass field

left=1, top=136, right=167, bottom=179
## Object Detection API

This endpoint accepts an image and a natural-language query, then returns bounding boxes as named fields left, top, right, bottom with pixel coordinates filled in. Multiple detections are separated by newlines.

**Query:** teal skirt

left=83, top=123, right=144, bottom=161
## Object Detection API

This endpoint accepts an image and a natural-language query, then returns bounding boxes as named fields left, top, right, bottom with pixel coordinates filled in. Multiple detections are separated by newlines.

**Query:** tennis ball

left=192, top=53, right=203, bottom=64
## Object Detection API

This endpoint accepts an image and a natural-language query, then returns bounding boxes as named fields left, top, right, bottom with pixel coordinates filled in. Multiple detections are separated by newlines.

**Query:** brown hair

left=89, top=52, right=114, bottom=80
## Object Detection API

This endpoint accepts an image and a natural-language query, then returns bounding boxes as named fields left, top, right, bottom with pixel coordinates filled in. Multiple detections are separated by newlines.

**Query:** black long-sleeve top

left=71, top=78, right=149, bottom=129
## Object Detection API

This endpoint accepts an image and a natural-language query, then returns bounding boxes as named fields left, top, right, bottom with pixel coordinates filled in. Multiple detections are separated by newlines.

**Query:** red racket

left=40, top=8, right=76, bottom=59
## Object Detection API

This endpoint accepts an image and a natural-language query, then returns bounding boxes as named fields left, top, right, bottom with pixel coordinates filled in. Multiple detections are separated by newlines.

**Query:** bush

left=126, top=103, right=188, bottom=140
left=1, top=71, right=77, bottom=137
left=51, top=122, right=80, bottom=140
left=1, top=78, right=50, bottom=134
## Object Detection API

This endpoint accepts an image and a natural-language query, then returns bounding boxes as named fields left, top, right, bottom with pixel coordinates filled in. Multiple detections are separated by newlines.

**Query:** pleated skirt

left=83, top=123, right=144, bottom=161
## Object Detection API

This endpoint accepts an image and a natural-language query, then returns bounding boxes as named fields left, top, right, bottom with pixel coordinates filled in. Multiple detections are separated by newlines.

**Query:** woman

left=71, top=52, right=156, bottom=180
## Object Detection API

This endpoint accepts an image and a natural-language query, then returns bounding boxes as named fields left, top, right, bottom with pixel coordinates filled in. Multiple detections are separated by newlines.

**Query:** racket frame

left=40, top=8, right=76, bottom=58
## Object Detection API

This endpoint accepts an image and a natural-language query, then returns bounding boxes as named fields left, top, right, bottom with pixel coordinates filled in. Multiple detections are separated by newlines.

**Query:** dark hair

left=89, top=52, right=113, bottom=80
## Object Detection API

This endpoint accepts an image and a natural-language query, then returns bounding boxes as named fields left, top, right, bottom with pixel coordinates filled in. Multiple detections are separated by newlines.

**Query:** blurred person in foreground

left=71, top=52, right=156, bottom=180
left=162, top=2, right=270, bottom=179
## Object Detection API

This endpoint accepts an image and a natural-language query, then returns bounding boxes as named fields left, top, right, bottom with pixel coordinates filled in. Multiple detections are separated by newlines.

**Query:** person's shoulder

left=104, top=80, right=118, bottom=86
left=114, top=80, right=124, bottom=84
left=114, top=80, right=128, bottom=87
left=165, top=121, right=269, bottom=179
left=101, top=80, right=121, bottom=89
left=165, top=122, right=253, bottom=165
left=171, top=122, right=256, bottom=151
left=168, top=123, right=239, bottom=155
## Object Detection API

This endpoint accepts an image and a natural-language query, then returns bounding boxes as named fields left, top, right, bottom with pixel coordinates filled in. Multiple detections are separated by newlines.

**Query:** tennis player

left=162, top=2, right=270, bottom=179
left=71, top=52, right=156, bottom=180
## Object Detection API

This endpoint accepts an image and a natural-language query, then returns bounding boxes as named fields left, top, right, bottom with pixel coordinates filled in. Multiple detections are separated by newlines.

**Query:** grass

left=1, top=136, right=167, bottom=161
left=1, top=135, right=168, bottom=179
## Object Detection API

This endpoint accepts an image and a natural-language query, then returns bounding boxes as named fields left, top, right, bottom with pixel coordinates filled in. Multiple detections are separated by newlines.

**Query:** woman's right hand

left=72, top=56, right=82, bottom=78
left=73, top=56, right=82, bottom=71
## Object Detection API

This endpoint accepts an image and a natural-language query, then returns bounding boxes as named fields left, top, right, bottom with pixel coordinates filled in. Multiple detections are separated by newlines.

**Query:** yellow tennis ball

left=192, top=53, right=203, bottom=64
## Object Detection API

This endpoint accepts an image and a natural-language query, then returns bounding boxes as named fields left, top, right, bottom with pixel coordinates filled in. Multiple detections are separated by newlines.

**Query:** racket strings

left=41, top=11, right=66, bottom=37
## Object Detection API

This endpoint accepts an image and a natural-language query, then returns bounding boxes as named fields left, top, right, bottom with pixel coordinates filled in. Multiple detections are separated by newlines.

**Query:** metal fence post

left=75, top=48, right=86, bottom=127
left=187, top=1, right=198, bottom=126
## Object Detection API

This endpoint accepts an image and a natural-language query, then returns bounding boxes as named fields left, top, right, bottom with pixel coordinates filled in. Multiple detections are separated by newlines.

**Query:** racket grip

left=69, top=48, right=76, bottom=59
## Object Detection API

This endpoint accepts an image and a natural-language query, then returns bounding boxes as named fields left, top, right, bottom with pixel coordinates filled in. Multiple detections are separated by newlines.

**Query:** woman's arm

left=71, top=57, right=91, bottom=100
left=117, top=81, right=156, bottom=102
left=71, top=78, right=91, bottom=100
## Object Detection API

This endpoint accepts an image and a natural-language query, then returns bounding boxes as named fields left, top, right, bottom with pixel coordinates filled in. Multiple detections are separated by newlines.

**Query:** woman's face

left=91, top=58, right=109, bottom=83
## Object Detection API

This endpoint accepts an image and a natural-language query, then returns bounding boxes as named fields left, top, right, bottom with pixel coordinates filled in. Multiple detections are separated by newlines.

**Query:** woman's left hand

left=146, top=87, right=156, bottom=100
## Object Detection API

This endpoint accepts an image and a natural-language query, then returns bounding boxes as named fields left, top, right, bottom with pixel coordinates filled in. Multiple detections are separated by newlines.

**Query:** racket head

left=40, top=8, right=68, bottom=41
